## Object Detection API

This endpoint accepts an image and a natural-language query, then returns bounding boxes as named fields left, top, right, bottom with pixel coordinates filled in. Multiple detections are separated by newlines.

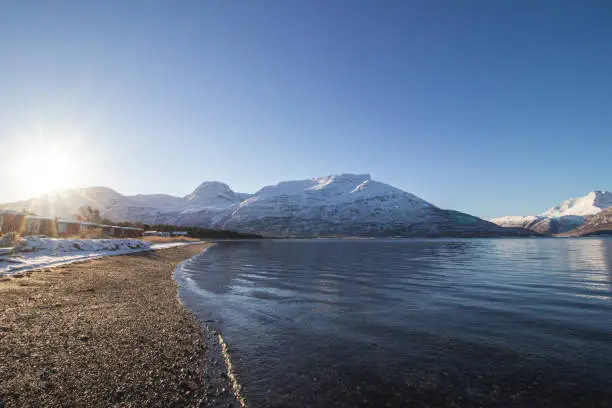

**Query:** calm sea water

left=177, top=238, right=612, bottom=408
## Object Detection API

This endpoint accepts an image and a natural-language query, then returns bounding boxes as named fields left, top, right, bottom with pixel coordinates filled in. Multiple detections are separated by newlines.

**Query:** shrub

left=0, top=232, right=22, bottom=247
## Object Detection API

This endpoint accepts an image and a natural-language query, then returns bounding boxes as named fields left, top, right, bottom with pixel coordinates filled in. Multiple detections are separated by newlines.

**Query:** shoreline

left=0, top=244, right=239, bottom=407
left=173, top=244, right=248, bottom=408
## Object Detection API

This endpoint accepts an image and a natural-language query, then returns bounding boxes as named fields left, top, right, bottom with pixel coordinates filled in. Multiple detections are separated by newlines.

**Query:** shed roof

left=58, top=219, right=81, bottom=224
left=0, top=210, right=25, bottom=215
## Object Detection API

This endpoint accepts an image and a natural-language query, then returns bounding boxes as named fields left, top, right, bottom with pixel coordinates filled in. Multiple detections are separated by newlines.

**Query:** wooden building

left=122, top=227, right=145, bottom=238
left=99, top=225, right=113, bottom=238
left=79, top=222, right=98, bottom=234
left=144, top=230, right=170, bottom=237
left=107, top=226, right=143, bottom=238
left=0, top=210, right=26, bottom=234
left=25, top=216, right=56, bottom=236
left=2, top=212, right=145, bottom=240
left=57, top=219, right=81, bottom=237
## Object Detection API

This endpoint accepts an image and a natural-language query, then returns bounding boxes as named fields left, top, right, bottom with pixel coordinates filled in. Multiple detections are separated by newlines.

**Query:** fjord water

left=177, top=239, right=612, bottom=407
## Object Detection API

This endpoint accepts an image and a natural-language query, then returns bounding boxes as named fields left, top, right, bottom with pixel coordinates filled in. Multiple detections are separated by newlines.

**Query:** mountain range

left=1, top=173, right=532, bottom=238
left=490, top=190, right=612, bottom=234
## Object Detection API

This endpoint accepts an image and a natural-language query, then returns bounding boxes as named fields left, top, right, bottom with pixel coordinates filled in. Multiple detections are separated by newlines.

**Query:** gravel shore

left=0, top=244, right=238, bottom=407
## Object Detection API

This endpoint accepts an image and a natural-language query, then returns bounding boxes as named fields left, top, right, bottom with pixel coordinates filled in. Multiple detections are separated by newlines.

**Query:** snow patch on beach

left=17, top=237, right=150, bottom=253
left=0, top=237, right=199, bottom=277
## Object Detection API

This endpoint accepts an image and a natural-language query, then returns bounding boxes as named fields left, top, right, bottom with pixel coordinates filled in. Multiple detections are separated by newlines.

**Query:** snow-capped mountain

left=0, top=182, right=249, bottom=224
left=184, top=181, right=251, bottom=213
left=1, top=174, right=534, bottom=237
left=164, top=181, right=253, bottom=227
left=0, top=187, right=123, bottom=220
left=217, top=174, right=437, bottom=235
left=542, top=191, right=612, bottom=218
left=490, top=190, right=612, bottom=234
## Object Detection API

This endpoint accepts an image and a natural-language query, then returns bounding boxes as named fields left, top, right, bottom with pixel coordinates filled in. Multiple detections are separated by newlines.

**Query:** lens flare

left=16, top=146, right=79, bottom=196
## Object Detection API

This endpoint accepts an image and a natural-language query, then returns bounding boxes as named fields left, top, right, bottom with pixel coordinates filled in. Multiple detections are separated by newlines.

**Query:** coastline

left=173, top=244, right=248, bottom=408
left=0, top=244, right=239, bottom=407
left=0, top=240, right=208, bottom=277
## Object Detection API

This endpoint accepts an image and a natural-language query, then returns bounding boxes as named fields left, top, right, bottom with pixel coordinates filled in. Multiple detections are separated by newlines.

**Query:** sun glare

left=17, top=147, right=79, bottom=196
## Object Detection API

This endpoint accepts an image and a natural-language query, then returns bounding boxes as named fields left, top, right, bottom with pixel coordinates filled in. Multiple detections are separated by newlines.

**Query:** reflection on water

left=565, top=239, right=612, bottom=300
left=177, top=238, right=612, bottom=408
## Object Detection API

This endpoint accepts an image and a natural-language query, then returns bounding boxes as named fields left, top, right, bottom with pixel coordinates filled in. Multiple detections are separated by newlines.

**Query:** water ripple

left=178, top=238, right=612, bottom=408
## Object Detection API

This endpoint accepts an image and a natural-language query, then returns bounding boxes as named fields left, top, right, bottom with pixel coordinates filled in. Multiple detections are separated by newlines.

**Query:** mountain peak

left=184, top=181, right=243, bottom=210
left=185, top=181, right=234, bottom=199
left=191, top=181, right=233, bottom=192
left=541, top=190, right=612, bottom=218
left=313, top=173, right=371, bottom=183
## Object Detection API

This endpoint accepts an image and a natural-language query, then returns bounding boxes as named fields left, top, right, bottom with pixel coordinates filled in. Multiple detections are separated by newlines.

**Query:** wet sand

left=0, top=244, right=238, bottom=407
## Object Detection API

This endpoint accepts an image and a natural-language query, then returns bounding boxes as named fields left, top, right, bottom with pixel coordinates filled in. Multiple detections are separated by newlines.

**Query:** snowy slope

left=542, top=191, right=612, bottom=218
left=0, top=187, right=122, bottom=219
left=489, top=215, right=584, bottom=235
left=216, top=174, right=527, bottom=237
left=489, top=215, right=543, bottom=228
left=218, top=174, right=434, bottom=235
left=185, top=181, right=248, bottom=211
left=490, top=191, right=612, bottom=234
left=0, top=183, right=249, bottom=225
left=103, top=193, right=186, bottom=224
left=129, top=194, right=185, bottom=212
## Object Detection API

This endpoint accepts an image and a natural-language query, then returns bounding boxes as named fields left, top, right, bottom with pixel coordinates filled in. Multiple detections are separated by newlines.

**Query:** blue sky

left=1, top=1, right=611, bottom=219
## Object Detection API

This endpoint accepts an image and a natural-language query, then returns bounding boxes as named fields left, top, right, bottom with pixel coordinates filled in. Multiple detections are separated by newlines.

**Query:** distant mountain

left=184, top=181, right=250, bottom=212
left=213, top=174, right=526, bottom=237
left=559, top=207, right=612, bottom=237
left=490, top=191, right=612, bottom=234
left=0, top=187, right=123, bottom=220
left=0, top=183, right=249, bottom=225
left=542, top=191, right=612, bottom=218
left=1, top=173, right=534, bottom=237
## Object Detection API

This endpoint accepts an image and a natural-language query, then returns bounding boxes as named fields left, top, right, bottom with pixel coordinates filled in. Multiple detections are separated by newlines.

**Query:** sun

left=18, top=147, right=78, bottom=196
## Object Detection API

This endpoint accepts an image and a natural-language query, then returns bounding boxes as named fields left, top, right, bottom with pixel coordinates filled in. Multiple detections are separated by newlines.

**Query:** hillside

left=558, top=208, right=612, bottom=237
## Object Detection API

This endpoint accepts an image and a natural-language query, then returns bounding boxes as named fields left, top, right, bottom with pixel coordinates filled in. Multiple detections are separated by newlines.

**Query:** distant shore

left=0, top=244, right=239, bottom=407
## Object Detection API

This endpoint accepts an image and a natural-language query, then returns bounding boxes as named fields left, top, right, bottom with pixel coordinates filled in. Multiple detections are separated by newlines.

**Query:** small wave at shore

left=175, top=245, right=247, bottom=408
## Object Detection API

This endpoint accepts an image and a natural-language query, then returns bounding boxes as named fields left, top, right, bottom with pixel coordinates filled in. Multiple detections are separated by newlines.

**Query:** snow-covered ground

left=0, top=237, right=203, bottom=277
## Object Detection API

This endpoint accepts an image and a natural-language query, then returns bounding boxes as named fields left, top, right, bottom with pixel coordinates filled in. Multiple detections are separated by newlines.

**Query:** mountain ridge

left=1, top=174, right=534, bottom=237
left=490, top=190, right=612, bottom=234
